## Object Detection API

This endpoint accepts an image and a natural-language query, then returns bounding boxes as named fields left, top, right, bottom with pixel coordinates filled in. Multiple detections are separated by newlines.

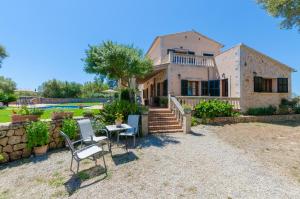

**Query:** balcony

left=161, top=52, right=215, bottom=67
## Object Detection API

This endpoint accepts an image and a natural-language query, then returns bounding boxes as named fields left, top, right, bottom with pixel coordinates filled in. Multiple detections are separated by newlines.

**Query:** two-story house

left=137, top=30, right=295, bottom=112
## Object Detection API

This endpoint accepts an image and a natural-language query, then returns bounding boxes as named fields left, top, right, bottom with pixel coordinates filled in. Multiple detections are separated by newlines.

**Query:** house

left=137, top=30, right=295, bottom=112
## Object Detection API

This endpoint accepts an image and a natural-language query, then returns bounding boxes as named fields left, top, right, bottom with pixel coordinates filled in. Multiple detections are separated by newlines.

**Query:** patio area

left=1, top=123, right=300, bottom=198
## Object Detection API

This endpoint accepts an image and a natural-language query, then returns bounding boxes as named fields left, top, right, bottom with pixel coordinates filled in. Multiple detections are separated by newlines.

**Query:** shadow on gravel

left=0, top=148, right=65, bottom=171
left=64, top=165, right=107, bottom=196
left=112, top=151, right=139, bottom=166
left=137, top=134, right=180, bottom=149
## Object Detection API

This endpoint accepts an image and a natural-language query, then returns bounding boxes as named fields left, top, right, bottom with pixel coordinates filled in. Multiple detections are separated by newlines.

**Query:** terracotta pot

left=33, top=145, right=48, bottom=156
left=51, top=112, right=73, bottom=120
left=115, top=119, right=122, bottom=127
left=12, top=114, right=39, bottom=123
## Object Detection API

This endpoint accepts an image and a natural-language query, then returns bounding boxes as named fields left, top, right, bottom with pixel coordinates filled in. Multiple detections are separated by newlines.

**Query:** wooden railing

left=169, top=95, right=185, bottom=126
left=162, top=53, right=215, bottom=67
left=176, top=96, right=241, bottom=110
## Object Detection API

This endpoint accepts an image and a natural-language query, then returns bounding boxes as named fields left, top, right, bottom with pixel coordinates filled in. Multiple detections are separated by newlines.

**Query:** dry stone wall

left=0, top=119, right=77, bottom=163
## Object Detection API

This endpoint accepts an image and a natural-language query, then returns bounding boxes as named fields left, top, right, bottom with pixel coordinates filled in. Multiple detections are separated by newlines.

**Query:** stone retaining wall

left=195, top=114, right=300, bottom=125
left=0, top=119, right=82, bottom=163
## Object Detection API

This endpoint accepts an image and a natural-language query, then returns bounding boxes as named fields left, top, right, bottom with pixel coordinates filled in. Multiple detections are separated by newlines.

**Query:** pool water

left=40, top=105, right=88, bottom=109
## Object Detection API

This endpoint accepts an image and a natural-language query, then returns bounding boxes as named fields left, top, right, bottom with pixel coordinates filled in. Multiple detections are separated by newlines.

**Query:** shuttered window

left=201, top=81, right=209, bottom=96
left=277, top=78, right=288, bottom=93
left=254, top=77, right=273, bottom=92
left=163, top=80, right=168, bottom=96
left=209, top=80, right=220, bottom=96
left=181, top=80, right=188, bottom=96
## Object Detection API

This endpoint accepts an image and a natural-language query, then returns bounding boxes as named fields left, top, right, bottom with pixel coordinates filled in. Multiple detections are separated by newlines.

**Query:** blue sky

left=0, top=0, right=299, bottom=94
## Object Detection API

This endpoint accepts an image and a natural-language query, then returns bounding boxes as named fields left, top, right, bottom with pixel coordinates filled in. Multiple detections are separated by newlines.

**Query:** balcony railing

left=176, top=96, right=241, bottom=110
left=161, top=53, right=215, bottom=67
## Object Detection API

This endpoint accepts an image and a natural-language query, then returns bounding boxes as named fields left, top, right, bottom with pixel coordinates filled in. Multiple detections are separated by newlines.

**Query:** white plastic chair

left=77, top=119, right=109, bottom=150
left=118, top=115, right=140, bottom=148
left=60, top=131, right=107, bottom=174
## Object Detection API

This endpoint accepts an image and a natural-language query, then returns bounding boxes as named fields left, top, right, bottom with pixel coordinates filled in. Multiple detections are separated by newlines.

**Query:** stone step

left=149, top=129, right=183, bottom=134
left=149, top=116, right=177, bottom=120
left=149, top=120, right=179, bottom=125
left=149, top=124, right=182, bottom=130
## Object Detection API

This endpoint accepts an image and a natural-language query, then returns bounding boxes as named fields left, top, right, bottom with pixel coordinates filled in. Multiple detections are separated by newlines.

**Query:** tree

left=0, top=45, right=8, bottom=68
left=81, top=77, right=109, bottom=98
left=38, top=79, right=82, bottom=98
left=257, top=0, right=300, bottom=31
left=83, top=41, right=153, bottom=89
left=0, top=76, right=17, bottom=105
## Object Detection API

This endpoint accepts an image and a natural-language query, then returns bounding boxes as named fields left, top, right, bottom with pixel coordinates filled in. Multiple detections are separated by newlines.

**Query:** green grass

left=0, top=103, right=101, bottom=123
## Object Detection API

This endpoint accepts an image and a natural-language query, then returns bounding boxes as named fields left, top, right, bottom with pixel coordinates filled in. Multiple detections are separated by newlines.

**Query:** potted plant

left=26, top=121, right=49, bottom=156
left=51, top=109, right=73, bottom=120
left=115, top=113, right=123, bottom=127
left=159, top=97, right=168, bottom=108
left=61, top=119, right=78, bottom=141
left=12, top=106, right=44, bottom=123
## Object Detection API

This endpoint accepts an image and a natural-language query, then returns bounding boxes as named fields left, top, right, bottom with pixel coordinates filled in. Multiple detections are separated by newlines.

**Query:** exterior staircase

left=148, top=108, right=183, bottom=133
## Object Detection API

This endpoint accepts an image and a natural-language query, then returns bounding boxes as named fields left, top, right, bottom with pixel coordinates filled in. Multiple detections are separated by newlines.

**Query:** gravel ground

left=1, top=126, right=300, bottom=199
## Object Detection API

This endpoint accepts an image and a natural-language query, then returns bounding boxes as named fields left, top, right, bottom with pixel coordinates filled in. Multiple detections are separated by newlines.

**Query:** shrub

left=61, top=119, right=78, bottom=140
left=191, top=117, right=200, bottom=126
left=14, top=106, right=44, bottom=116
left=26, top=121, right=49, bottom=149
left=294, top=107, right=300, bottom=114
left=246, top=105, right=277, bottom=116
left=159, top=97, right=168, bottom=107
left=194, top=100, right=235, bottom=120
left=82, top=110, right=95, bottom=118
left=99, top=100, right=139, bottom=124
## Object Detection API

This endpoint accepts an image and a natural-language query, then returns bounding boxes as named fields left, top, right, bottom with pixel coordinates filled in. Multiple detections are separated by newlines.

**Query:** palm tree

left=0, top=45, right=8, bottom=68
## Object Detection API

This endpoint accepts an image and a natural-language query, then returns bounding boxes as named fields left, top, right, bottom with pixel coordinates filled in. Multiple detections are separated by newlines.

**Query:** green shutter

left=181, top=80, right=188, bottom=96
left=163, top=80, right=168, bottom=96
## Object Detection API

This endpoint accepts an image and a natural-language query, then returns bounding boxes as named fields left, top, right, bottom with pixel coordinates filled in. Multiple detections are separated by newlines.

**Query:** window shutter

left=196, top=81, right=199, bottom=96
left=181, top=80, right=188, bottom=96
left=163, top=80, right=168, bottom=96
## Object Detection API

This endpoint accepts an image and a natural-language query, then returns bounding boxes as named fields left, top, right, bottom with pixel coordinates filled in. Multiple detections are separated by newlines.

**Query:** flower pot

left=12, top=114, right=39, bottom=123
left=51, top=112, right=73, bottom=120
left=33, top=145, right=48, bottom=156
left=115, top=119, right=122, bottom=127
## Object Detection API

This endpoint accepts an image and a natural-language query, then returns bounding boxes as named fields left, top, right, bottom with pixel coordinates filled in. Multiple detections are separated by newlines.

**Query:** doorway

left=222, top=79, right=228, bottom=97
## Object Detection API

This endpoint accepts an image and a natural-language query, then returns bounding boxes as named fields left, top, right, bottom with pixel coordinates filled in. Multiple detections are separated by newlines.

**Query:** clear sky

left=0, top=0, right=299, bottom=94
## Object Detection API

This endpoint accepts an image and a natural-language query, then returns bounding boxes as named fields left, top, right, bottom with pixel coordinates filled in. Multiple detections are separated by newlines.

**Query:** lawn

left=0, top=103, right=101, bottom=123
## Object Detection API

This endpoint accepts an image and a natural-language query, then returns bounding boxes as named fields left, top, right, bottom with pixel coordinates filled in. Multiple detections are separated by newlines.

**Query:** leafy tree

left=0, top=76, right=17, bottom=105
left=81, top=77, right=109, bottom=98
left=83, top=41, right=153, bottom=88
left=257, top=0, right=300, bottom=31
left=38, top=79, right=82, bottom=98
left=0, top=76, right=16, bottom=94
left=0, top=45, right=8, bottom=68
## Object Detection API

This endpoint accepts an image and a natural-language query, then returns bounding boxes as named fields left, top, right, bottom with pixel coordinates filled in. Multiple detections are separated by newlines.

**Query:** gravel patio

left=1, top=123, right=300, bottom=199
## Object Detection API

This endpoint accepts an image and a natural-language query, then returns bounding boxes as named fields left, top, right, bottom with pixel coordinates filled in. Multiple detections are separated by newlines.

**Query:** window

left=181, top=80, right=199, bottom=96
left=163, top=80, right=168, bottom=96
left=157, top=83, right=161, bottom=96
left=201, top=80, right=220, bottom=96
left=278, top=78, right=288, bottom=93
left=201, top=81, right=208, bottom=96
left=203, top=53, right=214, bottom=57
left=254, top=77, right=273, bottom=92
left=209, top=80, right=220, bottom=96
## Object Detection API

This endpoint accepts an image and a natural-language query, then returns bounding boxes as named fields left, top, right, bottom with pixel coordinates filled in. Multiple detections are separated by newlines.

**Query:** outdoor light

left=253, top=71, right=257, bottom=76
left=222, top=73, right=226, bottom=78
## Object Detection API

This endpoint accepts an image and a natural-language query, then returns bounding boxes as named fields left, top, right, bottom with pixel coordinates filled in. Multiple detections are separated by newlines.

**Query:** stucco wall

left=239, top=45, right=292, bottom=112
left=215, top=46, right=241, bottom=97
left=147, top=37, right=162, bottom=66
left=160, top=32, right=222, bottom=59
left=167, top=63, right=219, bottom=96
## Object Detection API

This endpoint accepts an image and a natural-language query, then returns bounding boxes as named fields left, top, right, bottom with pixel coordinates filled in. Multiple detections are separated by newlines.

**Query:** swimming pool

left=39, top=105, right=89, bottom=109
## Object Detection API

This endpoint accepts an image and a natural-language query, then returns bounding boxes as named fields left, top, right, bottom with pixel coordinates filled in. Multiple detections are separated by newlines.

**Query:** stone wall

left=195, top=114, right=300, bottom=125
left=0, top=119, right=69, bottom=163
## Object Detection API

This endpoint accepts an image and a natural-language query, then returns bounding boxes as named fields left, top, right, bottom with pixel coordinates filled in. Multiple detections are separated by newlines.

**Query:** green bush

left=61, top=119, right=78, bottom=140
left=14, top=106, right=44, bottom=116
left=194, top=100, right=235, bottom=120
left=26, top=121, right=49, bottom=149
left=191, top=117, right=200, bottom=126
left=99, top=100, right=139, bottom=124
left=294, top=107, right=300, bottom=114
left=246, top=105, right=277, bottom=116
left=82, top=110, right=95, bottom=118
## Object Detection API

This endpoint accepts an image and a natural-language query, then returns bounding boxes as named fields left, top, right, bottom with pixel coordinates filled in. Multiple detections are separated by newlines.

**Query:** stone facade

left=0, top=119, right=70, bottom=163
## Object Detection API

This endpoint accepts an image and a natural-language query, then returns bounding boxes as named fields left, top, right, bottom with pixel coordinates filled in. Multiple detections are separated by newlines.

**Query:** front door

left=222, top=79, right=228, bottom=97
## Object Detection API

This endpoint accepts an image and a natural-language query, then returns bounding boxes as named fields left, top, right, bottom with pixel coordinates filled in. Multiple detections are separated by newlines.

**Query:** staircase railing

left=168, top=94, right=191, bottom=133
